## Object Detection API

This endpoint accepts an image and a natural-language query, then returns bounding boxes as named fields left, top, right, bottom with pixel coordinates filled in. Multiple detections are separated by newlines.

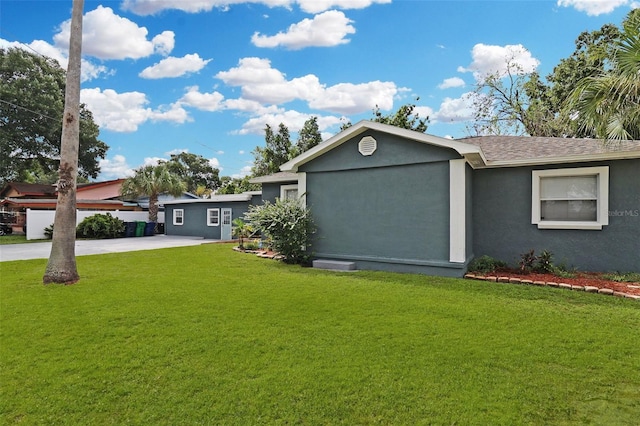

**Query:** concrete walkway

left=0, top=235, right=209, bottom=262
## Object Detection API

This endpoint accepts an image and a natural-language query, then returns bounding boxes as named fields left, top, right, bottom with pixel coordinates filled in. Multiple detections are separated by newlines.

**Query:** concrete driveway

left=0, top=235, right=210, bottom=262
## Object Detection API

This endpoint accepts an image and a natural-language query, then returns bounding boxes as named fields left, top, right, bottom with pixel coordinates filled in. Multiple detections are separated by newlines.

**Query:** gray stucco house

left=277, top=121, right=640, bottom=276
left=163, top=192, right=262, bottom=240
left=162, top=120, right=639, bottom=276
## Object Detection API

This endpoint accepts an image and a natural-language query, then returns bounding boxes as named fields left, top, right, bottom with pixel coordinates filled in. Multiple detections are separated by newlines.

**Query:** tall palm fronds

left=121, top=163, right=186, bottom=223
left=567, top=11, right=640, bottom=141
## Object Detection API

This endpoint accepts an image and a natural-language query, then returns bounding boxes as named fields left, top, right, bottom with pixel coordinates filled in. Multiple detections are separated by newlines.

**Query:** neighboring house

left=163, top=192, right=262, bottom=240
left=77, top=179, right=126, bottom=200
left=162, top=173, right=299, bottom=241
left=0, top=180, right=138, bottom=234
left=276, top=121, right=640, bottom=276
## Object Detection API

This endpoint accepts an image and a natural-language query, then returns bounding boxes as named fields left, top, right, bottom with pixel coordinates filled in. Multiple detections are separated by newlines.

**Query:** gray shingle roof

left=458, top=135, right=640, bottom=165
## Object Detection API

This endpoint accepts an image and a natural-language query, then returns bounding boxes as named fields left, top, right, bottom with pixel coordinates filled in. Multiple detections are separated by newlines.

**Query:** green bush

left=519, top=249, right=537, bottom=273
left=76, top=213, right=125, bottom=239
left=468, top=255, right=507, bottom=274
left=535, top=250, right=554, bottom=273
left=244, top=198, right=315, bottom=265
left=44, top=223, right=54, bottom=239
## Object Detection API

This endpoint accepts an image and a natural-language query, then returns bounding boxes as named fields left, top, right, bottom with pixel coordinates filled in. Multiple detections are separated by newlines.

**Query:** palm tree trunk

left=43, top=0, right=84, bottom=284
left=148, top=194, right=159, bottom=223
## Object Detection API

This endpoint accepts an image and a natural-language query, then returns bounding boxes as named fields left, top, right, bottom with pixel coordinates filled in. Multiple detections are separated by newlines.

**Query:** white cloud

left=178, top=86, right=226, bottom=111
left=223, top=98, right=283, bottom=115
left=231, top=165, right=253, bottom=179
left=309, top=81, right=398, bottom=114
left=297, top=0, right=391, bottom=13
left=216, top=57, right=325, bottom=104
left=149, top=102, right=192, bottom=124
left=252, top=10, right=355, bottom=50
left=236, top=110, right=342, bottom=135
left=239, top=150, right=246, bottom=155
left=166, top=148, right=189, bottom=156
left=431, top=93, right=475, bottom=123
left=412, top=106, right=434, bottom=121
left=122, top=0, right=389, bottom=15
left=460, top=43, right=540, bottom=80
left=152, top=31, right=175, bottom=56
left=99, top=155, right=134, bottom=179
left=81, top=87, right=191, bottom=132
left=0, top=38, right=110, bottom=82
left=140, top=54, right=211, bottom=79
left=438, top=77, right=465, bottom=89
left=216, top=57, right=400, bottom=114
left=54, top=6, right=174, bottom=60
left=143, top=157, right=167, bottom=166
left=209, top=157, right=221, bottom=168
left=557, top=0, right=629, bottom=15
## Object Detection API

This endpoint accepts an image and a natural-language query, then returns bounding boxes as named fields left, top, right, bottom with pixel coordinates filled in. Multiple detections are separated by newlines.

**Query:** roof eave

left=281, top=120, right=484, bottom=172
left=480, top=151, right=640, bottom=168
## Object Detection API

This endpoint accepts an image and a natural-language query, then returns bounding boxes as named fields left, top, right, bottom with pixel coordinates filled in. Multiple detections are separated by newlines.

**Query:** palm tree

left=232, top=218, right=253, bottom=250
left=121, top=164, right=186, bottom=226
left=43, top=0, right=84, bottom=285
left=567, top=10, right=640, bottom=141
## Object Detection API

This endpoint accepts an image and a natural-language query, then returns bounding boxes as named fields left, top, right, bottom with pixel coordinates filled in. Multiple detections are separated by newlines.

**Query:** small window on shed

left=207, top=208, right=220, bottom=226
left=173, top=209, right=184, bottom=226
left=358, top=136, right=377, bottom=156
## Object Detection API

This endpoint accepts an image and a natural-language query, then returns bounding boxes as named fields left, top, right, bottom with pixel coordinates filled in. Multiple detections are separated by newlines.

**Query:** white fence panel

left=26, top=210, right=164, bottom=240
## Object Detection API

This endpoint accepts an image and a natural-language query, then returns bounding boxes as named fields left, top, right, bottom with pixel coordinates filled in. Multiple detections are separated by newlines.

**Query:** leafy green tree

left=543, top=22, right=621, bottom=137
left=469, top=13, right=628, bottom=137
left=566, top=10, right=640, bottom=140
left=0, top=47, right=108, bottom=186
left=251, top=123, right=292, bottom=176
left=244, top=198, right=315, bottom=265
left=292, top=116, right=323, bottom=157
left=164, top=152, right=220, bottom=193
left=251, top=117, right=323, bottom=177
left=121, top=163, right=186, bottom=224
left=217, top=176, right=260, bottom=194
left=341, top=102, right=429, bottom=132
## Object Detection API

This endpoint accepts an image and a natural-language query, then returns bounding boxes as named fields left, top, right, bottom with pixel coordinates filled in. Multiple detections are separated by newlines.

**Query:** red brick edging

left=464, top=274, right=640, bottom=301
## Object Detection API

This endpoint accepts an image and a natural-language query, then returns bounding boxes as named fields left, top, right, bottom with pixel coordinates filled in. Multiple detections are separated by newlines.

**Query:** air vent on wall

left=358, top=136, right=377, bottom=156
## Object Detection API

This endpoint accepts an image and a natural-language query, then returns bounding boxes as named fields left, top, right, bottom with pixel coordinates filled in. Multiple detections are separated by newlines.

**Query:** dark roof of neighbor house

left=458, top=135, right=640, bottom=166
left=77, top=178, right=125, bottom=190
left=0, top=182, right=57, bottom=198
left=0, top=198, right=132, bottom=210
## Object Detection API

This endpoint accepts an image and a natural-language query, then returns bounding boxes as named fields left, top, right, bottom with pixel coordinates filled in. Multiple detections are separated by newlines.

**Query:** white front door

left=221, top=208, right=232, bottom=240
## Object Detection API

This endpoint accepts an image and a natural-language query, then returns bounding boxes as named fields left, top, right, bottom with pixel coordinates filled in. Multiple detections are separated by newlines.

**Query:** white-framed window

left=207, top=208, right=220, bottom=226
left=531, top=166, right=609, bottom=230
left=280, top=184, right=299, bottom=201
left=173, top=209, right=184, bottom=226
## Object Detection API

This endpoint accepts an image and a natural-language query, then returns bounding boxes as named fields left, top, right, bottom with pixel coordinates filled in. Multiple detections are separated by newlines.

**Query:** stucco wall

left=301, top=131, right=466, bottom=275
left=261, top=183, right=282, bottom=204
left=473, top=159, right=640, bottom=272
left=165, top=202, right=248, bottom=239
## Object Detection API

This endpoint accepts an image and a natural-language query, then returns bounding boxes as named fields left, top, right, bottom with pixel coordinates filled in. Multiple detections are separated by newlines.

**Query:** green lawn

left=0, top=235, right=45, bottom=245
left=1, top=244, right=639, bottom=425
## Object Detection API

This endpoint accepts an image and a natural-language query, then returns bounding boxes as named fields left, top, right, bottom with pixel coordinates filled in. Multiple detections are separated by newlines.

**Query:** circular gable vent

left=358, top=136, right=377, bottom=156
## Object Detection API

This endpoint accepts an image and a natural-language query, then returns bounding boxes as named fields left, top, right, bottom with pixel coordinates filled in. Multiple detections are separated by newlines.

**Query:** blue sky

left=1, top=0, right=636, bottom=181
